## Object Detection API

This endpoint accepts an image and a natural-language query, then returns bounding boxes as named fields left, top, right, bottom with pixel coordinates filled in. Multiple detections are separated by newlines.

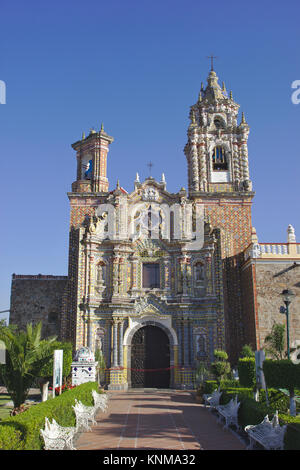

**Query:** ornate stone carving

left=142, top=186, right=159, bottom=201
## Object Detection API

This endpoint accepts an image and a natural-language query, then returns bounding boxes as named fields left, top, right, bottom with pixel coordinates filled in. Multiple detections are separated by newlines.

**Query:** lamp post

left=280, top=289, right=295, bottom=360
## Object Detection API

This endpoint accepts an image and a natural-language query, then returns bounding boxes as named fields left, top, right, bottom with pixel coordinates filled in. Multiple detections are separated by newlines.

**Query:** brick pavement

left=75, top=390, right=246, bottom=451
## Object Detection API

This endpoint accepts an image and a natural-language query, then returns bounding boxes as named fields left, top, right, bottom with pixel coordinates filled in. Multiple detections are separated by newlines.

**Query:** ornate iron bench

left=215, top=395, right=240, bottom=430
left=92, top=390, right=109, bottom=412
left=245, top=411, right=287, bottom=450
left=40, top=417, right=77, bottom=450
left=203, top=386, right=222, bottom=410
left=72, top=399, right=97, bottom=431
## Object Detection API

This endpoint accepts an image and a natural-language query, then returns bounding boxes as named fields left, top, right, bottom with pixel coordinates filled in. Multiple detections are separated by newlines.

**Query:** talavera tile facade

left=9, top=68, right=300, bottom=389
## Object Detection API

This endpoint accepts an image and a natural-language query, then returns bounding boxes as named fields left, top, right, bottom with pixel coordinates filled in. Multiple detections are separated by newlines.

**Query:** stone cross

left=207, top=55, right=217, bottom=71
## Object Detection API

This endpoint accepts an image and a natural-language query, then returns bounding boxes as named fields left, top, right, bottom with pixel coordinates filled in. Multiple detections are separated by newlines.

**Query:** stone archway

left=125, top=319, right=177, bottom=389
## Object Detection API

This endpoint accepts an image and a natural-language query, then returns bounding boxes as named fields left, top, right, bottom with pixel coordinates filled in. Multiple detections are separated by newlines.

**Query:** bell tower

left=184, top=65, right=256, bottom=362
left=185, top=68, right=252, bottom=195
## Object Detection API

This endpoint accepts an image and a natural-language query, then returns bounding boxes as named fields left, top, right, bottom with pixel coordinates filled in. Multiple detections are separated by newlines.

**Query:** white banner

left=0, top=340, right=5, bottom=364
left=255, top=349, right=266, bottom=389
left=53, top=349, right=63, bottom=397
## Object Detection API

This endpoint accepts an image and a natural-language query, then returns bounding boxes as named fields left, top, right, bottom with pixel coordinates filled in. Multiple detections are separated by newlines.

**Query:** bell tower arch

left=185, top=68, right=252, bottom=195
left=71, top=124, right=114, bottom=193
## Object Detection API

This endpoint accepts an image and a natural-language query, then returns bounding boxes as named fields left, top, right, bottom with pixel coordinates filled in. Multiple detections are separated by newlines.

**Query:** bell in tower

left=71, top=124, right=114, bottom=194
left=184, top=66, right=253, bottom=195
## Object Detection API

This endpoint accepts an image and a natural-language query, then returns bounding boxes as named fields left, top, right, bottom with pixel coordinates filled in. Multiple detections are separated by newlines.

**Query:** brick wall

left=203, top=199, right=254, bottom=363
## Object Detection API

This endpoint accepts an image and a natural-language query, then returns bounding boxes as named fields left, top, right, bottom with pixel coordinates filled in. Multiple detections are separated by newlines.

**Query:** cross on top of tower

left=207, top=54, right=217, bottom=71
left=147, top=161, right=153, bottom=177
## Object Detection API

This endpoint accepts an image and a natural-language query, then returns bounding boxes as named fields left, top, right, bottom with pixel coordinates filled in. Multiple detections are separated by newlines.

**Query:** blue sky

left=0, top=0, right=299, bottom=321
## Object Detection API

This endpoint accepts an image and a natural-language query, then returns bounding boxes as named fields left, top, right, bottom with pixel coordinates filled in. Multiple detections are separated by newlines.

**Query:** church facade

left=9, top=68, right=300, bottom=389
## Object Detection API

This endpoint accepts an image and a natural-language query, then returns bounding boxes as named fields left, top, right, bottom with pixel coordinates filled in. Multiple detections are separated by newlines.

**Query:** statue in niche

left=84, top=159, right=93, bottom=180
left=242, top=179, right=252, bottom=191
left=95, top=327, right=105, bottom=353
left=194, top=262, right=204, bottom=282
left=196, top=334, right=207, bottom=359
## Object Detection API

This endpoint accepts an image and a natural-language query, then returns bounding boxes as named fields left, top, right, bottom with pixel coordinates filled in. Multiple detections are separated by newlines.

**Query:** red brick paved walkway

left=75, top=390, right=246, bottom=451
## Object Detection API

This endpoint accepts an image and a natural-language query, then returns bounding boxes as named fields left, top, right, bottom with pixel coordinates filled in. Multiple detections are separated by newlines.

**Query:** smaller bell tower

left=185, top=68, right=252, bottom=195
left=71, top=124, right=114, bottom=193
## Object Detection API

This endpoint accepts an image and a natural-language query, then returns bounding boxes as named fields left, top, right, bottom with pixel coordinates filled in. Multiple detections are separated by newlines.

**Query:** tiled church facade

left=9, top=68, right=300, bottom=389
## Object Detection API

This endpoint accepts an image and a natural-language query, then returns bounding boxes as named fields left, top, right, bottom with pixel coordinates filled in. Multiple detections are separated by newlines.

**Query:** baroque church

left=10, top=67, right=300, bottom=389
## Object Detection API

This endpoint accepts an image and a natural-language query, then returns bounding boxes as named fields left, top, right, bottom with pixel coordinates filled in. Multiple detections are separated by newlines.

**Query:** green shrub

left=263, top=360, right=300, bottom=391
left=238, top=396, right=270, bottom=428
left=237, top=358, right=256, bottom=388
left=279, top=415, right=300, bottom=450
left=0, top=422, right=24, bottom=450
left=0, top=381, right=100, bottom=450
left=211, top=350, right=231, bottom=383
left=240, top=344, right=255, bottom=358
left=259, top=388, right=290, bottom=414
left=203, top=380, right=218, bottom=394
left=220, top=387, right=253, bottom=405
left=220, top=379, right=239, bottom=388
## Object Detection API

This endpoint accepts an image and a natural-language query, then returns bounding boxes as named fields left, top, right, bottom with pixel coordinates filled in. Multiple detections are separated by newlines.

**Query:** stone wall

left=10, top=275, right=68, bottom=339
left=255, top=261, right=300, bottom=350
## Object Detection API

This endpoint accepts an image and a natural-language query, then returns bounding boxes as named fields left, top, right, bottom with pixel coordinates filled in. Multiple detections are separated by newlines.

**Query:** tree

left=0, top=322, right=56, bottom=409
left=195, top=361, right=209, bottom=387
left=211, top=350, right=231, bottom=384
left=95, top=348, right=106, bottom=386
left=264, top=322, right=285, bottom=360
left=240, top=344, right=255, bottom=358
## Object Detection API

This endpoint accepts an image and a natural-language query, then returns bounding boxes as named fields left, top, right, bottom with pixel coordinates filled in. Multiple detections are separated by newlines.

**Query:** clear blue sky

left=0, top=0, right=299, bottom=321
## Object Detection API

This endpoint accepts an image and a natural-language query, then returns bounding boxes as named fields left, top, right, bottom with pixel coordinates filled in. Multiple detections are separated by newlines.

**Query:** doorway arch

left=125, top=320, right=176, bottom=388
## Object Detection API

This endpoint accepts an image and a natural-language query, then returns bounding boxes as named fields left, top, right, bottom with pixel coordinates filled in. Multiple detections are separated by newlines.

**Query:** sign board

left=53, top=349, right=63, bottom=398
left=0, top=340, right=5, bottom=365
left=255, top=349, right=266, bottom=389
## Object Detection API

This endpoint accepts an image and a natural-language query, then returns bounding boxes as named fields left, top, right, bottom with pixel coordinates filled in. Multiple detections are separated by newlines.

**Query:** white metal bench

left=216, top=395, right=240, bottom=430
left=72, top=399, right=97, bottom=431
left=92, top=390, right=109, bottom=412
left=203, top=387, right=222, bottom=409
left=40, top=417, right=77, bottom=450
left=245, top=411, right=287, bottom=450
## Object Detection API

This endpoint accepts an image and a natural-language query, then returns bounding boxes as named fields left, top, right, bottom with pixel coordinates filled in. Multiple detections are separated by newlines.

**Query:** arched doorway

left=131, top=325, right=170, bottom=388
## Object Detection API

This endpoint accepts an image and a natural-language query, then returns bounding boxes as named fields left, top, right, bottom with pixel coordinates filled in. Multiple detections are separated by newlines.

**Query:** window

left=212, top=146, right=228, bottom=171
left=143, top=263, right=160, bottom=288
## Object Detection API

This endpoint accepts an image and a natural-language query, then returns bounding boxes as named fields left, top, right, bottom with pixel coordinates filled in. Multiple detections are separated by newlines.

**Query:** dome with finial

left=197, top=68, right=234, bottom=104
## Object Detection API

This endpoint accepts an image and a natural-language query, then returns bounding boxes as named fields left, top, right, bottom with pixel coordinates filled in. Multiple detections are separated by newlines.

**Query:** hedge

left=236, top=398, right=300, bottom=450
left=0, top=381, right=101, bottom=450
left=263, top=360, right=300, bottom=390
left=237, top=358, right=256, bottom=388
left=279, top=415, right=300, bottom=450
left=201, top=377, right=300, bottom=449
left=219, top=387, right=253, bottom=405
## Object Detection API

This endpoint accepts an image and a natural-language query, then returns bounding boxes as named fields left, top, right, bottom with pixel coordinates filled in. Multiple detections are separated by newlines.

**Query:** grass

left=0, top=394, right=13, bottom=421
